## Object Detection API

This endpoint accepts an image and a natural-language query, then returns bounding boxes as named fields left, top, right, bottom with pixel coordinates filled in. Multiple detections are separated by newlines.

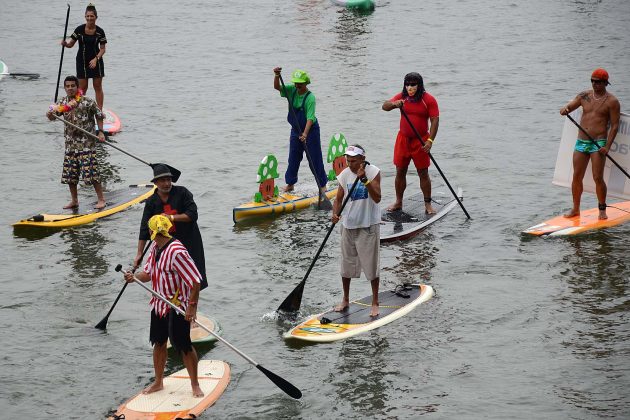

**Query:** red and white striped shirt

left=143, top=239, right=202, bottom=316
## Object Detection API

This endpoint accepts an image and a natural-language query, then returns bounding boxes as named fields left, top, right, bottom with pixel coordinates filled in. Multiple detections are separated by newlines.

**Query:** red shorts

left=393, top=131, right=431, bottom=170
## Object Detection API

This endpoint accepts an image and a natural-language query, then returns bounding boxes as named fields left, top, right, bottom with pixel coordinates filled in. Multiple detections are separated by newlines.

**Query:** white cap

left=345, top=145, right=365, bottom=157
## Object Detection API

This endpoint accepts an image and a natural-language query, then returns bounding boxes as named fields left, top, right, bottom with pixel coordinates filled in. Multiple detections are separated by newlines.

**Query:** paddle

left=1, top=72, right=40, bottom=79
left=123, top=270, right=302, bottom=399
left=278, top=73, right=333, bottom=210
left=566, top=114, right=630, bottom=179
left=95, top=241, right=152, bottom=330
left=399, top=106, right=471, bottom=219
left=52, top=115, right=180, bottom=177
left=277, top=165, right=365, bottom=313
left=55, top=4, right=71, bottom=102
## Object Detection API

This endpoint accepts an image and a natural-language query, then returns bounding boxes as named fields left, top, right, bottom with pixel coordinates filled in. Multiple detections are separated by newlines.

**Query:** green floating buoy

left=331, top=0, right=375, bottom=12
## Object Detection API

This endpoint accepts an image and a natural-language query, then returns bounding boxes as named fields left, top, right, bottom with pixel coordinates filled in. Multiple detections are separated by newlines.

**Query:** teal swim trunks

left=575, top=138, right=606, bottom=153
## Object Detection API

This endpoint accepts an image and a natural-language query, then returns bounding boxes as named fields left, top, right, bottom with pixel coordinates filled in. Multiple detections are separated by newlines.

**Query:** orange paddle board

left=109, top=360, right=230, bottom=419
left=522, top=201, right=630, bottom=236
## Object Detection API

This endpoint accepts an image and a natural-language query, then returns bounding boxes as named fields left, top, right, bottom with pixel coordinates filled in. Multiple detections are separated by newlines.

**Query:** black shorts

left=149, top=309, right=192, bottom=354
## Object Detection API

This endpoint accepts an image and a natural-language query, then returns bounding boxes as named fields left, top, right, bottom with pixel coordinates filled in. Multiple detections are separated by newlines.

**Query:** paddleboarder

left=46, top=75, right=106, bottom=210
left=134, top=164, right=208, bottom=290
left=560, top=68, right=621, bottom=220
left=60, top=3, right=106, bottom=110
left=124, top=215, right=203, bottom=398
left=382, top=72, right=440, bottom=214
left=332, top=145, right=382, bottom=317
left=273, top=67, right=329, bottom=198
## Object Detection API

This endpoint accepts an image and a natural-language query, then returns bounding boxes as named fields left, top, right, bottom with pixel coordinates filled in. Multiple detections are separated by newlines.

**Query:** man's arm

left=331, top=182, right=345, bottom=223
left=604, top=98, right=621, bottom=151
left=560, top=93, right=584, bottom=115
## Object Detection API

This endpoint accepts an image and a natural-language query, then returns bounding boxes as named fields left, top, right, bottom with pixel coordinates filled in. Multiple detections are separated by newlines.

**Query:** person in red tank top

left=382, top=72, right=440, bottom=214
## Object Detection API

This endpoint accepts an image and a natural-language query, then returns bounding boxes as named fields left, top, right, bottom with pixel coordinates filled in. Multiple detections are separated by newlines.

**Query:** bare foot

left=142, top=382, right=164, bottom=394
left=63, top=201, right=78, bottom=209
left=334, top=302, right=349, bottom=312
left=563, top=209, right=580, bottom=218
left=369, top=304, right=379, bottom=317
left=282, top=184, right=294, bottom=192
left=94, top=200, right=106, bottom=210
left=425, top=203, right=436, bottom=214
left=387, top=202, right=402, bottom=212
left=191, top=383, right=204, bottom=398
left=599, top=210, right=608, bottom=220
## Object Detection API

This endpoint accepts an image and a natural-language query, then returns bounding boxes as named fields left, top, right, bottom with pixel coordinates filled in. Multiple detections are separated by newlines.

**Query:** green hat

left=291, top=69, right=310, bottom=84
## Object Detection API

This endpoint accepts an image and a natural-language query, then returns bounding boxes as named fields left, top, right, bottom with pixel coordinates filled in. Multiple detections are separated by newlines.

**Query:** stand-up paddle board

left=100, top=108, right=122, bottom=135
left=167, top=313, right=222, bottom=350
left=233, top=185, right=337, bottom=223
left=522, top=201, right=630, bottom=236
left=0, top=60, right=7, bottom=81
left=12, top=184, right=155, bottom=229
left=109, top=359, right=230, bottom=420
left=285, top=284, right=434, bottom=343
left=381, top=188, right=463, bottom=242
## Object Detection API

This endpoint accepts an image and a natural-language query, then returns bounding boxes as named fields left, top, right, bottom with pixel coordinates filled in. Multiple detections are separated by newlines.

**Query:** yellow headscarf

left=148, top=215, right=173, bottom=240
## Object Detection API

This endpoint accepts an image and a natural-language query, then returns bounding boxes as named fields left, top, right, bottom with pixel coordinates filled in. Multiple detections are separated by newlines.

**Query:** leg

left=92, top=77, right=104, bottom=110
left=284, top=133, right=303, bottom=191
left=370, top=277, right=380, bottom=317
left=591, top=152, right=608, bottom=220
left=143, top=342, right=167, bottom=394
left=93, top=181, right=106, bottom=209
left=304, top=126, right=328, bottom=189
left=65, top=183, right=79, bottom=209
left=182, top=347, right=203, bottom=397
left=334, top=277, right=351, bottom=312
left=388, top=166, right=408, bottom=211
left=418, top=168, right=435, bottom=214
left=564, top=151, right=590, bottom=217
left=79, top=78, right=89, bottom=96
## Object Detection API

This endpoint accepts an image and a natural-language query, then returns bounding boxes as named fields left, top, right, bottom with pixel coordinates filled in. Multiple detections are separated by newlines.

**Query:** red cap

left=591, top=68, right=610, bottom=84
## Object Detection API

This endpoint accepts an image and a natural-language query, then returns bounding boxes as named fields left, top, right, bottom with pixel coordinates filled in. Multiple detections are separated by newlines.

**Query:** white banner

left=553, top=111, right=630, bottom=200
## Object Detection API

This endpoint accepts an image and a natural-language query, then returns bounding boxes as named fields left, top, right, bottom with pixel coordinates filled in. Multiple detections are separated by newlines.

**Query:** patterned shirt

left=143, top=239, right=202, bottom=316
left=53, top=95, right=104, bottom=151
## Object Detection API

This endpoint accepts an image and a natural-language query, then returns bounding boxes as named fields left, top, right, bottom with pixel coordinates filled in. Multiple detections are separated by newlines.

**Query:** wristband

left=426, top=138, right=433, bottom=144
left=170, top=214, right=174, bottom=222
left=188, top=301, right=197, bottom=306
left=360, top=176, right=368, bottom=184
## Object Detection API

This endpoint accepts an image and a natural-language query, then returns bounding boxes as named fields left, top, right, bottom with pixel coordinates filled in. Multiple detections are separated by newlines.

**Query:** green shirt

left=279, top=84, right=317, bottom=123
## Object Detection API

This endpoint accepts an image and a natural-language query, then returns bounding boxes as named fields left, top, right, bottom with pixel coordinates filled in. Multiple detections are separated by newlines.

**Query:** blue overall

left=285, top=90, right=328, bottom=188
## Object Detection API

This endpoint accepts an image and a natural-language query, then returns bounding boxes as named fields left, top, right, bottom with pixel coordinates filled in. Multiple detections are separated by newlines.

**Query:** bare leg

left=591, top=152, right=608, bottom=220
left=387, top=166, right=407, bottom=211
left=369, top=277, right=379, bottom=317
left=93, top=181, right=106, bottom=209
left=564, top=151, right=589, bottom=218
left=64, top=184, right=79, bottom=208
left=334, top=277, right=351, bottom=311
left=93, top=78, right=104, bottom=110
left=182, top=347, right=204, bottom=397
left=78, top=79, right=89, bottom=96
left=418, top=168, right=435, bottom=214
left=143, top=342, right=167, bottom=394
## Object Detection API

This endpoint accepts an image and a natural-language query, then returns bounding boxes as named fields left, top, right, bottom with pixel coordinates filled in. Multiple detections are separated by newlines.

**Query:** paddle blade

left=94, top=316, right=109, bottom=330
left=256, top=364, right=302, bottom=399
left=317, top=193, right=333, bottom=211
left=277, top=280, right=305, bottom=313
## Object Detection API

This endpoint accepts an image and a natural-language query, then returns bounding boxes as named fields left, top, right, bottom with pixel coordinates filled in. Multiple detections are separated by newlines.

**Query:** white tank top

left=337, top=164, right=381, bottom=229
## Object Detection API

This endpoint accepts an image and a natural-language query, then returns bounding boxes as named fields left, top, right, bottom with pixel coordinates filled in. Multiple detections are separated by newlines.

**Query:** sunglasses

left=591, top=79, right=606, bottom=84
left=405, top=82, right=418, bottom=87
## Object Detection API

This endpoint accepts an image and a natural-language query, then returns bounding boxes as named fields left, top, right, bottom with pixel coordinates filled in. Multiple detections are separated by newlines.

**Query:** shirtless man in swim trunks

left=560, top=68, right=620, bottom=220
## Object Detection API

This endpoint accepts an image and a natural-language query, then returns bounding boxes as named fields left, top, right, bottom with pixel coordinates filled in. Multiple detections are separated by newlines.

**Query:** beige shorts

left=340, top=224, right=380, bottom=281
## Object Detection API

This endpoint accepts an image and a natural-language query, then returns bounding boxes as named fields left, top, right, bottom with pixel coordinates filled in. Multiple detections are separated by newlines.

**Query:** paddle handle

left=566, top=114, right=630, bottom=179
left=55, top=4, right=71, bottom=102
left=53, top=115, right=152, bottom=167
left=399, top=106, right=471, bottom=219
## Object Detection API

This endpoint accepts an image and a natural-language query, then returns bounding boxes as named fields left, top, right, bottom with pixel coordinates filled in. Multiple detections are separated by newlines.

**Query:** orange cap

left=591, top=68, right=610, bottom=84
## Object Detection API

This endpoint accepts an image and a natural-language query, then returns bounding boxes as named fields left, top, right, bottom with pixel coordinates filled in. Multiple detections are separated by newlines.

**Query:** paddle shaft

left=399, top=106, right=471, bottom=219
left=277, top=172, right=363, bottom=312
left=94, top=241, right=152, bottom=330
left=1, top=72, right=40, bottom=78
left=55, top=4, right=71, bottom=102
left=53, top=115, right=152, bottom=167
left=566, top=114, right=630, bottom=179
left=132, top=279, right=302, bottom=399
left=278, top=74, right=327, bottom=192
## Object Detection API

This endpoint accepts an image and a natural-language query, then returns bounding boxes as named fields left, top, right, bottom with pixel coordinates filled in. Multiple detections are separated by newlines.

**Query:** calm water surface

left=1, top=0, right=629, bottom=418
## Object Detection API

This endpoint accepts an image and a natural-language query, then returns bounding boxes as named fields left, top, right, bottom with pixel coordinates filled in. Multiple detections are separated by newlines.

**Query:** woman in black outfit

left=61, top=4, right=107, bottom=109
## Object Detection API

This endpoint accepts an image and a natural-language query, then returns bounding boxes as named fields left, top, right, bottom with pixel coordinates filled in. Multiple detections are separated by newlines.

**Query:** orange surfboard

left=109, top=360, right=230, bottom=420
left=522, top=201, right=630, bottom=236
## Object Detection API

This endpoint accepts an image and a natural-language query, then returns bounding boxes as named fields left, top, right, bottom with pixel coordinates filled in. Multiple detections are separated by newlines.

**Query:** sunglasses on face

left=405, top=82, right=418, bottom=87
left=591, top=79, right=606, bottom=84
